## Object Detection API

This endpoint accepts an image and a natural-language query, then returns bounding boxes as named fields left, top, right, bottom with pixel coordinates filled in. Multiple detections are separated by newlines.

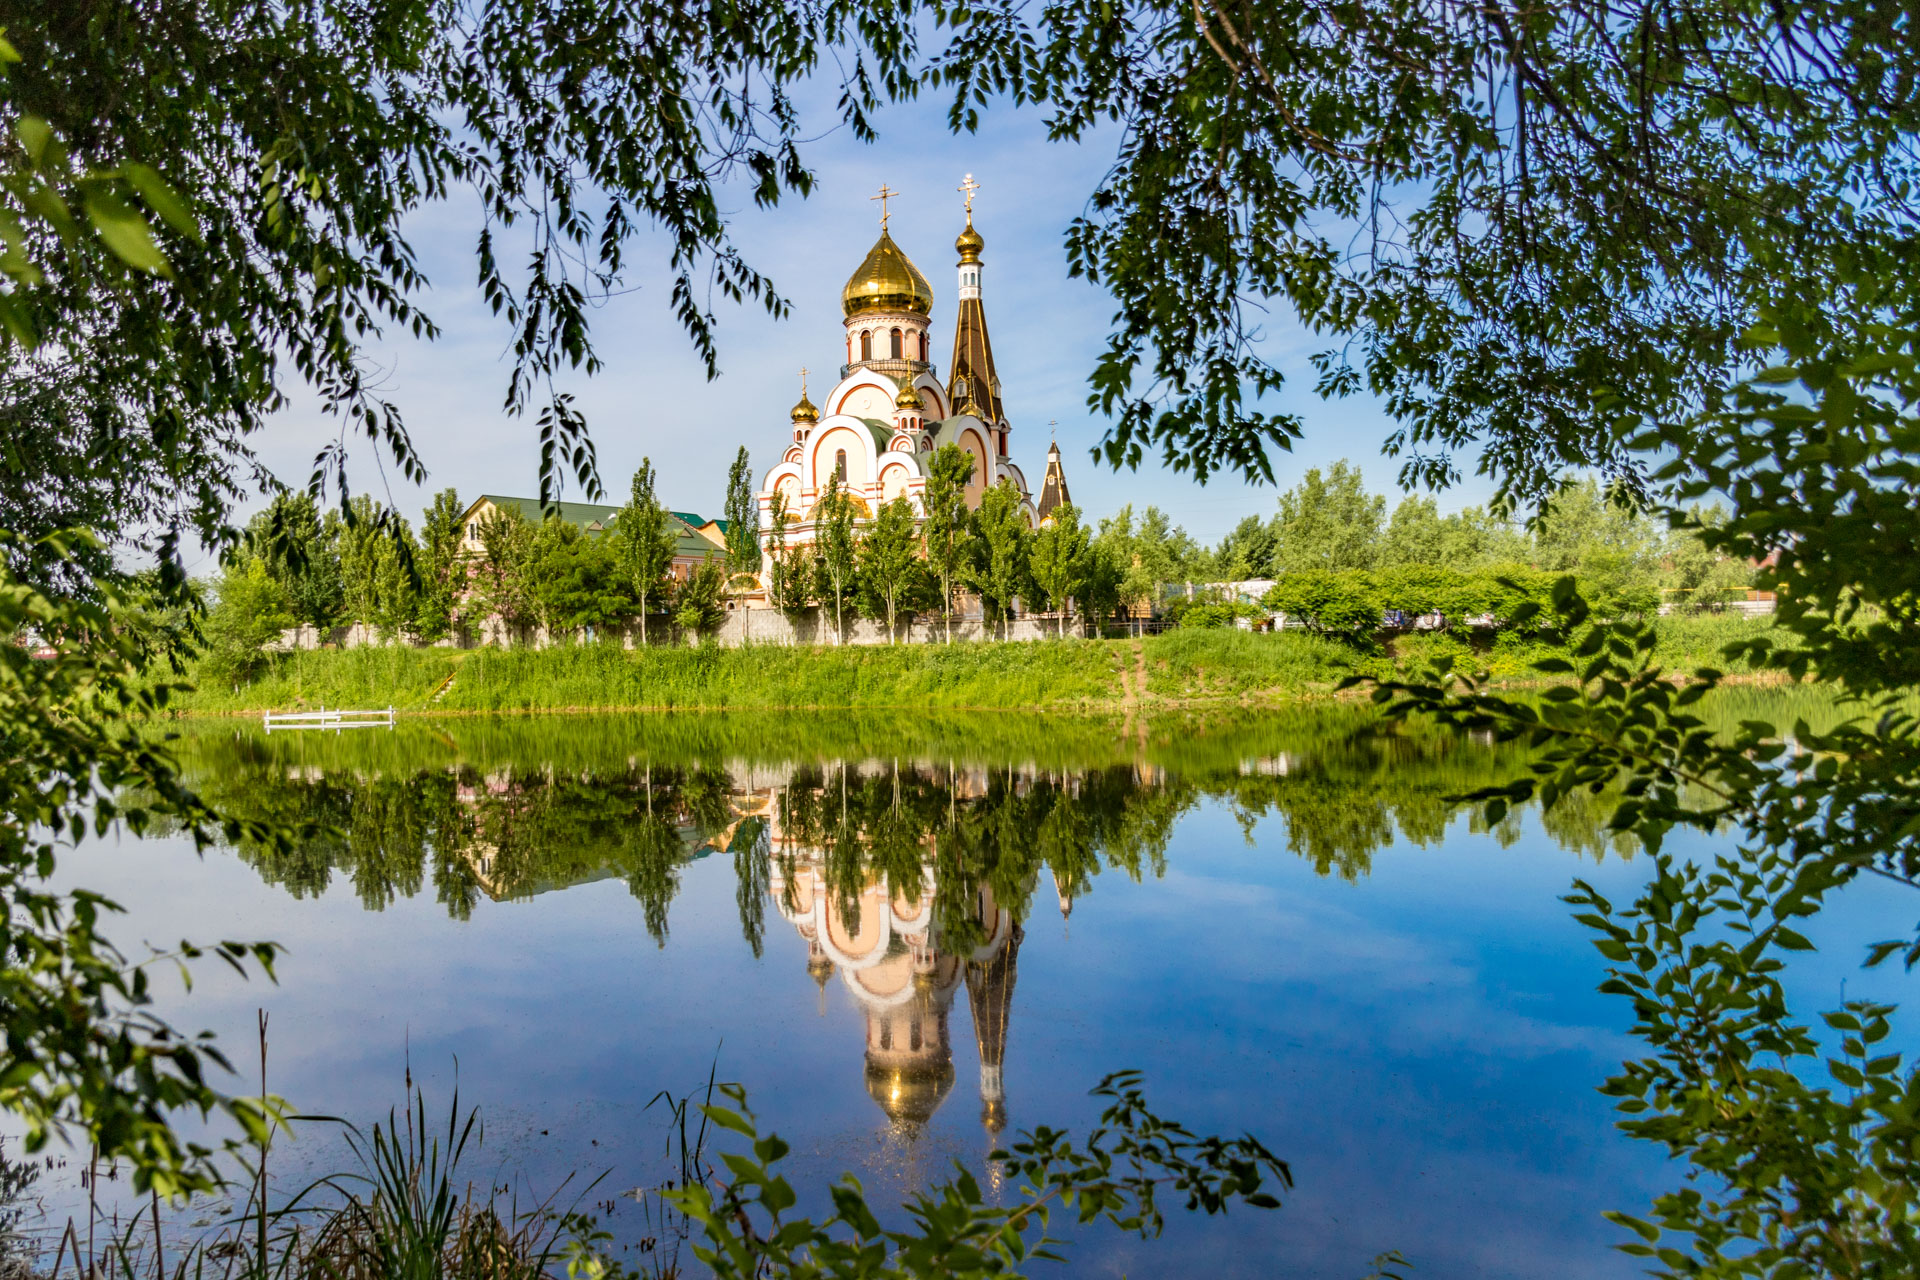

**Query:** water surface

left=34, top=694, right=1914, bottom=1277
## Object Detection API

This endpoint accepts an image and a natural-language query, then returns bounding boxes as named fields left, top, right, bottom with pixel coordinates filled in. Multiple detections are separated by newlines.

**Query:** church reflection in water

left=748, top=767, right=1051, bottom=1138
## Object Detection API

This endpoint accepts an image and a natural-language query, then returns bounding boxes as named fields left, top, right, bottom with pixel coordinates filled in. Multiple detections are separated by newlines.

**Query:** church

left=756, top=179, right=1071, bottom=566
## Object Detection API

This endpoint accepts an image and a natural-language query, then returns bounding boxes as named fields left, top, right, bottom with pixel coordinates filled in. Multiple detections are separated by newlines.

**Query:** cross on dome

left=959, top=173, right=980, bottom=216
left=871, top=184, right=896, bottom=228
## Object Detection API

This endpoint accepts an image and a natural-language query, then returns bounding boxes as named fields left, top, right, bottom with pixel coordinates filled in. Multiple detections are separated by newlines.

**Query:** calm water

left=29, top=693, right=1916, bottom=1276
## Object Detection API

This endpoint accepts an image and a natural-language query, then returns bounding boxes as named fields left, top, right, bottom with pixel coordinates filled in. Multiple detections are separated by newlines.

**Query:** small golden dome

left=791, top=392, right=819, bottom=424
left=956, top=218, right=984, bottom=264
left=895, top=381, right=924, bottom=410
left=842, top=230, right=933, bottom=318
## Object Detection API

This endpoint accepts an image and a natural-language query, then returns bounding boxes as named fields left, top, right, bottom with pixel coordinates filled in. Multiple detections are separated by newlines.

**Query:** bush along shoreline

left=155, top=613, right=1784, bottom=717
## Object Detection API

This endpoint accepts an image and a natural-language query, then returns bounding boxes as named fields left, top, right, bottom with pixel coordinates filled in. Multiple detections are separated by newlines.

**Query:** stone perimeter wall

left=273, top=596, right=1776, bottom=652
left=273, top=608, right=1079, bottom=651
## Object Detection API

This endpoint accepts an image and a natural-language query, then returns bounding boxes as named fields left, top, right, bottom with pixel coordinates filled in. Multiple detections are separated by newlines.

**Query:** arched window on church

left=860, top=330, right=872, bottom=361
left=835, top=449, right=847, bottom=483
left=909, top=1019, right=923, bottom=1051
left=890, top=328, right=903, bottom=359
left=919, top=332, right=928, bottom=362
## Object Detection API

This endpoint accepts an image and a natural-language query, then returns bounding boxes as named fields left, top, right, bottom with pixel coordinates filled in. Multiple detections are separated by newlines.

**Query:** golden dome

left=956, top=218, right=984, bottom=264
left=894, top=380, right=924, bottom=410
left=791, top=391, right=819, bottom=423
left=865, top=1061, right=954, bottom=1128
left=842, top=230, right=933, bottom=318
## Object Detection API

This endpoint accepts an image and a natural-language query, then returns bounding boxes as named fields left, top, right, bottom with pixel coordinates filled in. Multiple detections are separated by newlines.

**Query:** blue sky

left=247, top=86, right=1497, bottom=551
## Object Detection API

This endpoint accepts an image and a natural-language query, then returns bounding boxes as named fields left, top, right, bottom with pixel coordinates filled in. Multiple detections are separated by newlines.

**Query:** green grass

left=165, top=638, right=1125, bottom=714
left=160, top=613, right=1791, bottom=717
left=1141, top=627, right=1370, bottom=699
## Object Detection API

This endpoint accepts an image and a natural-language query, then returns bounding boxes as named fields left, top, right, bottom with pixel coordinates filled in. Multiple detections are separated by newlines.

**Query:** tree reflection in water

left=154, top=699, right=1814, bottom=1133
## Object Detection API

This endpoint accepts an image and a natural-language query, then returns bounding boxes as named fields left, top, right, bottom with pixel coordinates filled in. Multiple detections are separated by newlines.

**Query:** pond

left=26, top=691, right=1915, bottom=1277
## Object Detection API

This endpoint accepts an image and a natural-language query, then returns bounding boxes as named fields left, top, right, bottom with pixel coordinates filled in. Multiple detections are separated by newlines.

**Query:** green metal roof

left=476, top=495, right=621, bottom=530
left=475, top=495, right=716, bottom=559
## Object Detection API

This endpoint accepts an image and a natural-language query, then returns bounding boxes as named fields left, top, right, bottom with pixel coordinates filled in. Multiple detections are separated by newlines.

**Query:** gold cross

left=799, top=366, right=809, bottom=395
left=959, top=173, right=980, bottom=216
left=871, top=184, right=896, bottom=228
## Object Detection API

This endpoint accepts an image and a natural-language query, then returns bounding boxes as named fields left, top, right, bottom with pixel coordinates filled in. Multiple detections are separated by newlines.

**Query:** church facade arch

left=831, top=371, right=898, bottom=421
left=808, top=421, right=878, bottom=489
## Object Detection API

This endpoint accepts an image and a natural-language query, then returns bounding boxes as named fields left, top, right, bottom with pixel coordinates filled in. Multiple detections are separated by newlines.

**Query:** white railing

left=262, top=706, right=396, bottom=733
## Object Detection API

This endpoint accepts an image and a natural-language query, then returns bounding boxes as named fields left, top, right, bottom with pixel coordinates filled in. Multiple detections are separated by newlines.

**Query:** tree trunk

left=639, top=594, right=648, bottom=646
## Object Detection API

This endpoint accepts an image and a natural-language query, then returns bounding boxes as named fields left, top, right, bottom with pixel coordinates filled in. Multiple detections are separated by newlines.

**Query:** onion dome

left=842, top=229, right=934, bottom=318
left=791, top=390, right=819, bottom=424
left=955, top=217, right=984, bottom=264
left=865, top=1061, right=955, bottom=1128
left=895, top=380, right=925, bottom=410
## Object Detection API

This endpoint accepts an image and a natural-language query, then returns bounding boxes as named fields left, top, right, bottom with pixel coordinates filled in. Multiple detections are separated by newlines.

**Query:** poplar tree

left=813, top=475, right=859, bottom=645
left=617, top=459, right=677, bottom=646
left=475, top=506, right=536, bottom=639
left=765, top=492, right=810, bottom=615
left=921, top=444, right=975, bottom=643
left=724, top=446, right=759, bottom=583
left=965, top=480, right=1032, bottom=640
left=416, top=488, right=467, bottom=641
left=1029, top=502, right=1089, bottom=639
left=858, top=495, right=919, bottom=642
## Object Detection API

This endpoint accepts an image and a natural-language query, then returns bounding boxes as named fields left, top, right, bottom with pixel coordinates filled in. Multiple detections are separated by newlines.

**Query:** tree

left=765, top=492, right=812, bottom=616
left=858, top=495, right=920, bottom=642
left=202, top=556, right=293, bottom=685
left=1379, top=496, right=1445, bottom=570
left=1132, top=507, right=1198, bottom=592
left=528, top=516, right=630, bottom=640
left=723, top=447, right=760, bottom=584
left=813, top=474, right=860, bottom=645
left=1029, top=503, right=1090, bottom=638
left=246, top=493, right=343, bottom=633
left=1079, top=543, right=1125, bottom=637
left=1531, top=478, right=1663, bottom=616
left=1209, top=514, right=1276, bottom=581
left=1270, top=463, right=1384, bottom=574
left=1262, top=571, right=1382, bottom=636
left=675, top=556, right=727, bottom=641
left=473, top=505, right=536, bottom=641
left=370, top=517, right=421, bottom=638
left=336, top=496, right=385, bottom=627
left=1434, top=507, right=1531, bottom=572
left=616, top=460, right=678, bottom=646
left=921, top=444, right=975, bottom=643
left=1661, top=505, right=1751, bottom=608
left=415, top=488, right=467, bottom=641
left=965, top=480, right=1032, bottom=638
left=1094, top=505, right=1187, bottom=624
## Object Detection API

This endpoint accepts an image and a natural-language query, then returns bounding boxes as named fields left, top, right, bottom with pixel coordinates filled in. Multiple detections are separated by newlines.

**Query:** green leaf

left=697, top=1104, right=756, bottom=1138
left=123, top=163, right=202, bottom=242
left=84, top=188, right=170, bottom=275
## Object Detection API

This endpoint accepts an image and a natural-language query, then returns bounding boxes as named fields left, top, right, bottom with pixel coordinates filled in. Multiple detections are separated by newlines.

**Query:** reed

left=153, top=615, right=1788, bottom=717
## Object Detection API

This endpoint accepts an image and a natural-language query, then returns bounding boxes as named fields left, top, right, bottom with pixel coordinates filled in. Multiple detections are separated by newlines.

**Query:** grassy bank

left=160, top=613, right=1783, bottom=716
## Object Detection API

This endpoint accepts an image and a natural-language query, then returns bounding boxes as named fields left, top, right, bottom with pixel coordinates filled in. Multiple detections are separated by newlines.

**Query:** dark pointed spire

left=966, top=919, right=1023, bottom=1138
left=947, top=209, right=1005, bottom=429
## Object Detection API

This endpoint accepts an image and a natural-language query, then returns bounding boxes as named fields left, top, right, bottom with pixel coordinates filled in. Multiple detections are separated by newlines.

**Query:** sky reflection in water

left=40, top=696, right=1916, bottom=1278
